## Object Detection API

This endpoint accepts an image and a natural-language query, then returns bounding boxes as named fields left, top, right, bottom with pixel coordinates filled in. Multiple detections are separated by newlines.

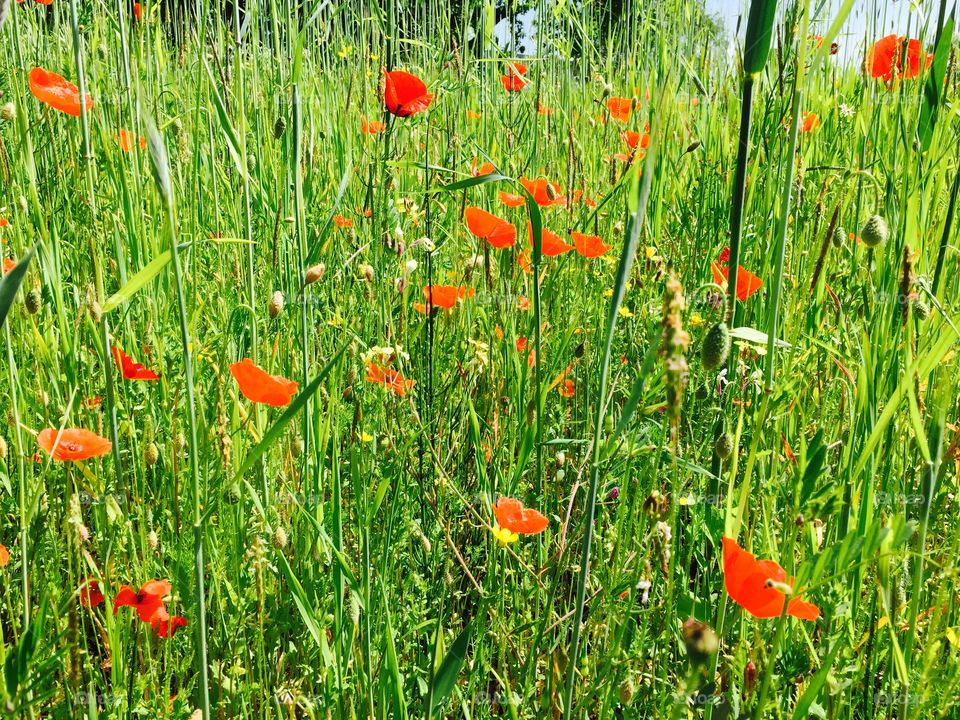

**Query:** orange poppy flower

left=500, top=62, right=529, bottom=92
left=800, top=112, right=820, bottom=133
left=606, top=97, right=632, bottom=122
left=498, top=191, right=526, bottom=208
left=867, top=35, right=931, bottom=82
left=466, top=109, right=482, bottom=120
left=621, top=128, right=650, bottom=149
left=558, top=379, right=575, bottom=397
left=0, top=217, right=8, bottom=227
left=361, top=115, right=385, bottom=134
left=571, top=232, right=610, bottom=258
left=517, top=249, right=532, bottom=273
left=116, top=128, right=146, bottom=151
left=520, top=176, right=565, bottom=206
left=571, top=190, right=597, bottom=207
left=422, top=284, right=475, bottom=310
left=493, top=497, right=548, bottom=535
left=712, top=259, right=762, bottom=301
left=114, top=579, right=171, bottom=622
left=333, top=214, right=353, bottom=228
left=516, top=337, right=527, bottom=352
left=37, top=428, right=112, bottom=461
left=722, top=536, right=820, bottom=621
left=80, top=578, right=104, bottom=608
left=113, top=346, right=160, bottom=381
left=383, top=70, right=433, bottom=117
left=0, top=543, right=9, bottom=567
left=471, top=158, right=496, bottom=177
left=29, top=67, right=94, bottom=117
left=464, top=206, right=516, bottom=249
left=133, top=2, right=141, bottom=20
left=230, top=358, right=299, bottom=407
left=3, top=258, right=16, bottom=274
left=529, top=224, right=574, bottom=256
left=537, top=103, right=553, bottom=115
left=366, top=362, right=415, bottom=396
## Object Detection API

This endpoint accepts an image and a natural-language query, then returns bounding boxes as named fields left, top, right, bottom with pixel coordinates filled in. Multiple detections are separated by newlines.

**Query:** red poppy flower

left=383, top=70, right=433, bottom=117
left=113, top=579, right=172, bottom=622
left=722, top=536, right=820, bottom=621
left=0, top=544, right=9, bottom=567
left=150, top=607, right=189, bottom=638
left=867, top=35, right=931, bottom=82
left=571, top=190, right=598, bottom=207
left=28, top=67, right=94, bottom=117
left=571, top=232, right=610, bottom=258
left=333, top=214, right=353, bottom=228
left=116, top=128, right=146, bottom=151
left=558, top=379, right=575, bottom=397
left=529, top=224, right=574, bottom=257
left=712, top=261, right=762, bottom=301
left=471, top=158, right=496, bottom=177
left=520, top=177, right=565, bottom=206
left=113, top=346, right=160, bottom=381
left=537, top=103, right=553, bottom=115
left=621, top=129, right=650, bottom=149
left=466, top=109, right=481, bottom=121
left=361, top=115, right=385, bottom=135
left=2, top=258, right=15, bottom=274
left=366, top=362, right=415, bottom=396
left=498, top=191, right=526, bottom=208
left=800, top=112, right=820, bottom=133
left=133, top=2, right=141, bottom=20
left=230, top=358, right=299, bottom=407
left=500, top=62, right=529, bottom=92
left=493, top=497, right=548, bottom=535
left=37, top=428, right=112, bottom=461
left=516, top=337, right=527, bottom=352
left=464, top=206, right=516, bottom=249
left=422, top=284, right=475, bottom=310
left=606, top=97, right=632, bottom=122
left=80, top=578, right=104, bottom=608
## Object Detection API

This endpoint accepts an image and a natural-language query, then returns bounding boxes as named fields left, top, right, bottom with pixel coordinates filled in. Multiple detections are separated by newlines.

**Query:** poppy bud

left=682, top=618, right=719, bottom=666
left=618, top=677, right=635, bottom=705
left=359, top=263, right=375, bottom=283
left=602, top=82, right=613, bottom=98
left=608, top=485, right=620, bottom=501
left=545, top=183, right=558, bottom=201
left=305, top=263, right=325, bottom=285
left=744, top=661, right=757, bottom=692
left=686, top=140, right=701, bottom=153
left=88, top=299, right=103, bottom=324
left=291, top=436, right=304, bottom=458
left=268, top=291, right=284, bottom=319
left=861, top=214, right=888, bottom=248
left=0, top=103, right=14, bottom=122
left=273, top=116, right=286, bottom=139
left=701, top=322, right=730, bottom=371
left=144, top=442, right=159, bottom=466
left=24, top=287, right=42, bottom=315
left=714, top=432, right=734, bottom=459
left=556, top=451, right=566, bottom=466
left=272, top=526, right=288, bottom=550
left=912, top=299, right=930, bottom=321
left=246, top=153, right=257, bottom=171
left=832, top=225, right=846, bottom=247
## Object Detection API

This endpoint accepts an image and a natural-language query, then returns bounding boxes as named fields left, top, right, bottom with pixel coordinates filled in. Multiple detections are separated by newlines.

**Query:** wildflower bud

left=272, top=526, right=288, bottom=550
left=144, top=442, right=160, bottom=466
left=608, top=485, right=620, bottom=501
left=268, top=290, right=284, bottom=319
left=682, top=618, right=719, bottom=666
left=860, top=214, right=888, bottom=248
left=613, top=221, right=624, bottom=235
left=714, top=432, right=734, bottom=459
left=403, top=258, right=418, bottom=276
left=24, top=288, right=42, bottom=315
left=556, top=451, right=566, bottom=466
left=174, top=431, right=187, bottom=453
left=0, top=436, right=6, bottom=460
left=545, top=183, right=558, bottom=201
left=17, top=195, right=28, bottom=214
left=148, top=530, right=159, bottom=550
left=359, top=263, right=375, bottom=283
left=274, top=116, right=286, bottom=139
left=700, top=322, right=730, bottom=371
left=0, top=102, right=14, bottom=122
left=394, top=224, right=404, bottom=241
left=88, top=300, right=103, bottom=324
left=832, top=225, right=846, bottom=247
left=743, top=661, right=757, bottom=692
left=305, top=263, right=325, bottom=285
left=246, top=153, right=257, bottom=171
left=912, top=299, right=930, bottom=321
left=602, top=82, right=614, bottom=98
left=618, top=677, right=635, bottom=705
left=291, top=437, right=304, bottom=457
left=685, top=140, right=701, bottom=154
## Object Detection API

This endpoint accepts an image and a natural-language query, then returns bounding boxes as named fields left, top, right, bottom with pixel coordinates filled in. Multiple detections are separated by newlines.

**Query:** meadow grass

left=0, top=0, right=959, bottom=718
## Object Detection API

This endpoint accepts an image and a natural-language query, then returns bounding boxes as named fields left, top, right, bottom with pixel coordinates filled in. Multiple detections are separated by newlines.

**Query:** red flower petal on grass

left=493, top=497, right=548, bottom=535
left=520, top=176, right=565, bottom=206
left=366, top=362, right=415, bottom=397
left=712, top=260, right=763, bottom=301
left=113, top=579, right=171, bottom=622
left=571, top=231, right=610, bottom=258
left=498, top=191, right=526, bottom=208
left=150, top=607, right=189, bottom=638
left=529, top=224, right=574, bottom=256
left=422, top=284, right=475, bottom=310
left=500, top=62, right=529, bottom=92
left=230, top=358, right=299, bottom=407
left=29, top=67, right=93, bottom=117
left=37, top=428, right=112, bottom=461
left=606, top=96, right=632, bottom=122
left=361, top=115, right=385, bottom=135
left=722, top=536, right=820, bottom=621
left=0, top=544, right=9, bottom=567
left=471, top=158, right=496, bottom=177
left=80, top=578, right=104, bottom=608
left=116, top=128, right=146, bottom=151
left=383, top=70, right=433, bottom=117
left=464, top=206, right=517, bottom=249
left=867, top=35, right=931, bottom=82
left=113, top=346, right=160, bottom=381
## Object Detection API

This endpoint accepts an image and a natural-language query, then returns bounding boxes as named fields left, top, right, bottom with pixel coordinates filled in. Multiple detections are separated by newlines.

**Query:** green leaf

left=438, top=173, right=510, bottom=193
left=742, top=0, right=778, bottom=76
left=919, top=13, right=954, bottom=152
left=102, top=251, right=171, bottom=313
left=430, top=619, right=474, bottom=716
left=730, top=326, right=791, bottom=349
left=0, top=247, right=34, bottom=329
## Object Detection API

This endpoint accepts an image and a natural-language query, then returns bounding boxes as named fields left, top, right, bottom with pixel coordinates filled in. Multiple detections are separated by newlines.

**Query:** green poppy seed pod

left=0, top=102, right=14, bottom=122
left=912, top=299, right=930, bottom=321
left=272, top=526, right=288, bottom=550
left=24, top=288, right=42, bottom=315
left=701, top=322, right=730, bottom=371
left=144, top=442, right=159, bottom=466
left=714, top=432, right=734, bottom=459
left=861, top=215, right=888, bottom=248
left=268, top=290, right=284, bottom=319
left=618, top=677, right=635, bottom=705
left=832, top=225, right=846, bottom=247
left=274, top=116, right=286, bottom=139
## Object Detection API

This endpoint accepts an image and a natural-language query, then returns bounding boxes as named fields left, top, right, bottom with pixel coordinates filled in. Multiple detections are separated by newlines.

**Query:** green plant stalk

left=724, top=75, right=755, bottom=334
